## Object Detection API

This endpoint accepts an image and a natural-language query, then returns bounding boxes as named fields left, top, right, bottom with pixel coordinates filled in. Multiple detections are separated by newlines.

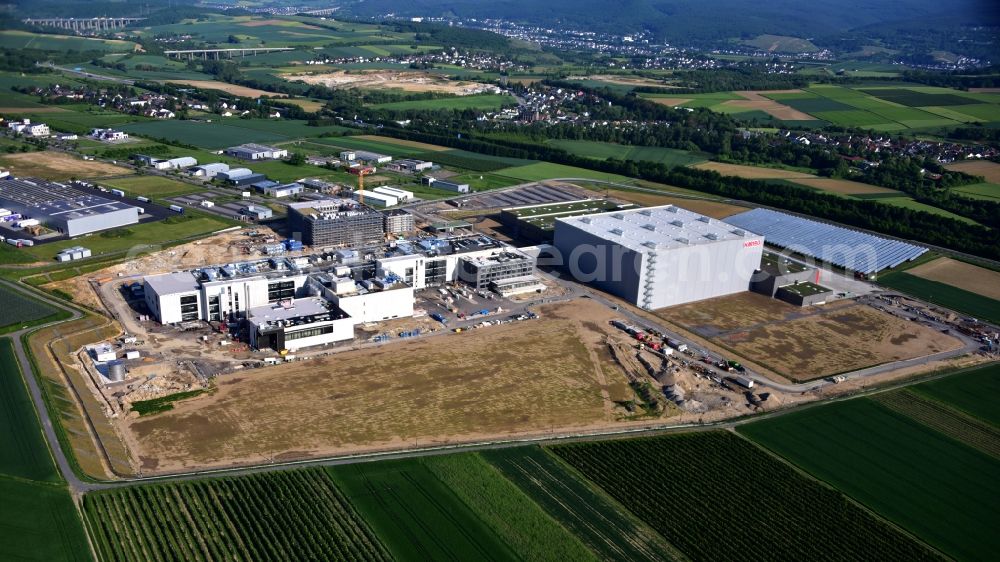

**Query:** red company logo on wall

left=743, top=240, right=762, bottom=248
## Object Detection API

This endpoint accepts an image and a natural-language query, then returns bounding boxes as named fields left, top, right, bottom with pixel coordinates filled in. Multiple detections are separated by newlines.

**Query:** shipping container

left=136, top=196, right=151, bottom=203
left=169, top=205, right=184, bottom=213
left=110, top=188, right=125, bottom=197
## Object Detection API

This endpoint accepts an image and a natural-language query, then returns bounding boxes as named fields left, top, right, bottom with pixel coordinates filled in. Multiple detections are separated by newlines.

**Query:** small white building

left=224, top=143, right=289, bottom=161
left=373, top=186, right=414, bottom=202
left=189, top=163, right=230, bottom=178
left=353, top=190, right=398, bottom=208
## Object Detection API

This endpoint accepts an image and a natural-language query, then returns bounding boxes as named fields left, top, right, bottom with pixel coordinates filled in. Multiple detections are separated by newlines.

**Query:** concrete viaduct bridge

left=23, top=17, right=145, bottom=33
left=164, top=47, right=295, bottom=60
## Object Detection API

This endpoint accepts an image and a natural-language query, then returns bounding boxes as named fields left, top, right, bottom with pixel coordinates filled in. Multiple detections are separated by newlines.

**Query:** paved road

left=0, top=280, right=91, bottom=492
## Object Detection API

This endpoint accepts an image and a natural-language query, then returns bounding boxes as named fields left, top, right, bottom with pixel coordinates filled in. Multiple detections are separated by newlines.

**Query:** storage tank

left=107, top=360, right=126, bottom=382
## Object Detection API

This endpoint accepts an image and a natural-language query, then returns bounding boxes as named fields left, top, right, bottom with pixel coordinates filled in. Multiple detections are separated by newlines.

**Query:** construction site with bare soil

left=284, top=70, right=496, bottom=95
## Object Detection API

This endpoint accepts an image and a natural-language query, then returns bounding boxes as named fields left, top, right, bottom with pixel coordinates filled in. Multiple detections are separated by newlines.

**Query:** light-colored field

left=355, top=135, right=450, bottom=152
left=241, top=19, right=321, bottom=29
left=161, top=80, right=286, bottom=98
left=604, top=189, right=745, bottom=218
left=969, top=88, right=1000, bottom=93
left=945, top=160, right=1000, bottom=183
left=723, top=91, right=817, bottom=120
left=123, top=300, right=635, bottom=473
left=0, top=151, right=130, bottom=180
left=792, top=177, right=900, bottom=195
left=907, top=257, right=1000, bottom=301
left=662, top=293, right=962, bottom=381
left=692, top=161, right=814, bottom=179
left=580, top=75, right=679, bottom=87
left=648, top=98, right=692, bottom=107
left=287, top=70, right=490, bottom=95
left=279, top=98, right=326, bottom=112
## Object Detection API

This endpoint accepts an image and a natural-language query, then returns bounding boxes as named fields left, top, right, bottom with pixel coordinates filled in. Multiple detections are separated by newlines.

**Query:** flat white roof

left=144, top=271, right=200, bottom=295
left=556, top=204, right=757, bottom=253
left=249, top=297, right=331, bottom=323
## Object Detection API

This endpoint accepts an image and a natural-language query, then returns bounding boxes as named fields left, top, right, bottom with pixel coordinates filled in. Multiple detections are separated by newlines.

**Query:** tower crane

left=357, top=167, right=373, bottom=205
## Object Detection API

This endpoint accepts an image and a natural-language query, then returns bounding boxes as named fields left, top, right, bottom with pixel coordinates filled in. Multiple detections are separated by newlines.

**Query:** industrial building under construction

left=142, top=234, right=542, bottom=351
left=287, top=198, right=385, bottom=248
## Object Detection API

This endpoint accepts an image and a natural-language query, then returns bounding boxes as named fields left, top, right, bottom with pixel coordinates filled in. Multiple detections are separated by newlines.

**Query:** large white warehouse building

left=552, top=204, right=764, bottom=309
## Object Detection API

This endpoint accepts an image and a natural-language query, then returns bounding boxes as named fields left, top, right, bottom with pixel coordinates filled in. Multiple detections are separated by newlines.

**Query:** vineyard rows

left=874, top=390, right=1000, bottom=458
left=552, top=432, right=942, bottom=562
left=83, top=468, right=392, bottom=562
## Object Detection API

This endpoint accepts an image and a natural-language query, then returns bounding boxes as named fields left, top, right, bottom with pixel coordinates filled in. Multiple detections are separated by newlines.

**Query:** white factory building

left=552, top=204, right=764, bottom=309
left=143, top=258, right=415, bottom=351
left=142, top=235, right=537, bottom=351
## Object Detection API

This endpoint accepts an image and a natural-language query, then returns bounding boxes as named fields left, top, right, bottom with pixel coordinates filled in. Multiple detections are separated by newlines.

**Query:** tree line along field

left=550, top=431, right=941, bottom=562
left=739, top=364, right=1000, bottom=562
left=84, top=468, right=391, bottom=562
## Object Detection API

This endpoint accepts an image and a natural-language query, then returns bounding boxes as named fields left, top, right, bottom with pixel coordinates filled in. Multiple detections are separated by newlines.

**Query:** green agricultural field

left=328, top=459, right=517, bottom=561
left=20, top=213, right=233, bottom=262
left=860, top=88, right=976, bottom=107
left=483, top=447, right=680, bottom=562
left=740, top=396, right=1000, bottom=562
left=422, top=453, right=598, bottom=562
left=0, top=285, right=58, bottom=334
left=0, top=30, right=136, bottom=52
left=84, top=468, right=390, bottom=562
left=811, top=109, right=896, bottom=127
left=910, top=364, right=1000, bottom=427
left=415, top=149, right=535, bottom=172
left=547, top=139, right=707, bottom=167
left=101, top=176, right=204, bottom=199
left=495, top=162, right=634, bottom=183
left=953, top=182, right=1000, bottom=201
left=118, top=119, right=280, bottom=149
left=370, top=94, right=513, bottom=111
left=0, top=338, right=58, bottom=482
left=445, top=172, right=521, bottom=191
left=878, top=197, right=979, bottom=223
left=553, top=432, right=939, bottom=562
left=26, top=111, right=148, bottom=134
left=312, top=136, right=423, bottom=158
left=941, top=103, right=1000, bottom=122
left=0, top=477, right=91, bottom=562
left=877, top=272, right=1000, bottom=324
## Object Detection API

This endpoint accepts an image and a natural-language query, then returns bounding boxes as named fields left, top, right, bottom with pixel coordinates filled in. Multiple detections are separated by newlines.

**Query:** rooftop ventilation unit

left=642, top=223, right=656, bottom=232
left=675, top=237, right=689, bottom=245
left=705, top=233, right=718, bottom=240
left=665, top=206, right=678, bottom=213
left=612, top=213, right=624, bottom=220
left=671, top=219, right=684, bottom=227
left=638, top=209, right=652, bottom=216
left=698, top=216, right=711, bottom=223
left=609, top=228, right=623, bottom=236
left=579, top=217, right=591, bottom=224
left=732, top=229, right=745, bottom=236
left=642, top=241, right=658, bottom=249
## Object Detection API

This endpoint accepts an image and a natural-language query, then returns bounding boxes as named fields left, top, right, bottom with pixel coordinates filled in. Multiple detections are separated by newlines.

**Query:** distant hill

left=344, top=0, right=999, bottom=52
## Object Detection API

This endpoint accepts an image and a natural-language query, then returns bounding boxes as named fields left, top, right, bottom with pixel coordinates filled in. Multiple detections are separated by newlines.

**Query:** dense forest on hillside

left=343, top=0, right=999, bottom=56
